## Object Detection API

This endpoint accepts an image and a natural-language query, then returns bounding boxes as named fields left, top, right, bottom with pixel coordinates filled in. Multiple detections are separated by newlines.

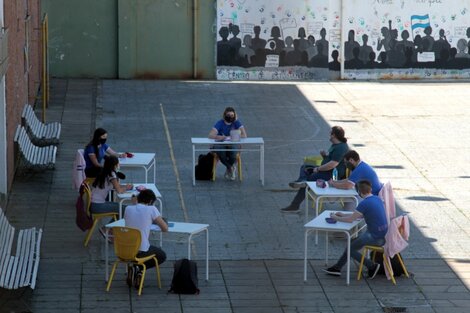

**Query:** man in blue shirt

left=328, top=150, right=383, bottom=211
left=323, top=180, right=388, bottom=279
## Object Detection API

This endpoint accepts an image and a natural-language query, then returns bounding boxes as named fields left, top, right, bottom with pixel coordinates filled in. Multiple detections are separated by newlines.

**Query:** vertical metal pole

left=41, top=14, right=46, bottom=122
left=193, top=0, right=198, bottom=78
left=340, top=0, right=345, bottom=80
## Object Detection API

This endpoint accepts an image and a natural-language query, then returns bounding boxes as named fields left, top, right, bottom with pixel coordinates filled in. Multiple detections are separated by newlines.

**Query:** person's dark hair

left=93, top=155, right=118, bottom=189
left=357, top=180, right=372, bottom=195
left=222, top=107, right=237, bottom=120
left=87, top=127, right=107, bottom=156
left=344, top=150, right=360, bottom=162
left=137, top=189, right=157, bottom=205
left=331, top=126, right=347, bottom=143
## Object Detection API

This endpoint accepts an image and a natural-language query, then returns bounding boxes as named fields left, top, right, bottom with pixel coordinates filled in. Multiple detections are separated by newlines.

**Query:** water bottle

left=332, top=168, right=338, bottom=181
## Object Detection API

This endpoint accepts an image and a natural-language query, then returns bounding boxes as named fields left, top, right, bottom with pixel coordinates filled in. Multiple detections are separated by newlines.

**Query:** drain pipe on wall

left=340, top=0, right=345, bottom=79
left=193, top=0, right=198, bottom=79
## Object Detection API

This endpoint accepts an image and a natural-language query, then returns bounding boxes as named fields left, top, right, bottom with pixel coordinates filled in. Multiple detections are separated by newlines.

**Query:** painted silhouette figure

left=309, top=42, right=328, bottom=68
left=229, top=24, right=242, bottom=62
left=456, top=39, right=470, bottom=58
left=305, top=35, right=318, bottom=62
left=422, top=26, right=435, bottom=52
left=364, top=51, right=378, bottom=69
left=285, top=39, right=307, bottom=66
left=396, top=30, right=414, bottom=54
left=217, top=26, right=232, bottom=66
left=377, top=51, right=388, bottom=68
left=387, top=40, right=405, bottom=68
left=316, top=28, right=329, bottom=57
left=251, top=25, right=267, bottom=52
left=268, top=26, right=285, bottom=54
left=434, top=29, right=450, bottom=61
left=283, top=36, right=294, bottom=53
left=238, top=35, right=255, bottom=66
left=296, top=27, right=309, bottom=51
left=328, top=50, right=340, bottom=71
left=345, top=47, right=364, bottom=69
left=377, top=21, right=392, bottom=52
left=344, top=30, right=360, bottom=61
left=359, top=34, right=373, bottom=63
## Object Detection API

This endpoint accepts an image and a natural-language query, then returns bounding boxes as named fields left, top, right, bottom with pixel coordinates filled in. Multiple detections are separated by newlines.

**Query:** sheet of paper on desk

left=150, top=224, right=161, bottom=231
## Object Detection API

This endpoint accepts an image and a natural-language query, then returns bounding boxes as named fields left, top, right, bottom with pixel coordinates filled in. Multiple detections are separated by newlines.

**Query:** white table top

left=118, top=152, right=155, bottom=166
left=191, top=137, right=264, bottom=145
left=306, top=182, right=358, bottom=197
left=115, top=183, right=162, bottom=200
left=106, top=219, right=209, bottom=234
left=304, top=210, right=363, bottom=231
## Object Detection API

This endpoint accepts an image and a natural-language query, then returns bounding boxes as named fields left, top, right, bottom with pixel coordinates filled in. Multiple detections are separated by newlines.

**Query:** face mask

left=224, top=115, right=234, bottom=123
left=346, top=162, right=355, bottom=170
left=99, top=138, right=107, bottom=144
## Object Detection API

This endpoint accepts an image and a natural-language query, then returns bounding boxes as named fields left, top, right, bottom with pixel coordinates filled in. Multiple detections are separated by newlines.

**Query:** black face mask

left=224, top=115, right=234, bottom=123
left=99, top=138, right=107, bottom=144
left=346, top=162, right=355, bottom=170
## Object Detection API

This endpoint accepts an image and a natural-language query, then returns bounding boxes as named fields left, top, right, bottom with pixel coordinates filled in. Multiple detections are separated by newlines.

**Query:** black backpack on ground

left=371, top=251, right=405, bottom=277
left=195, top=153, right=214, bottom=180
left=168, top=258, right=200, bottom=294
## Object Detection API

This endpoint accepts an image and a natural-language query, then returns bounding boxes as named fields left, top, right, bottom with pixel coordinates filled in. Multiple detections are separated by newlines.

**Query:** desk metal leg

left=205, top=229, right=209, bottom=281
left=346, top=231, right=351, bottom=285
left=325, top=232, right=329, bottom=265
left=192, top=145, right=196, bottom=186
left=144, top=165, right=148, bottom=183
left=314, top=197, right=322, bottom=245
left=105, top=229, right=109, bottom=282
left=305, top=187, right=309, bottom=224
left=260, top=144, right=265, bottom=185
left=304, top=229, right=308, bottom=281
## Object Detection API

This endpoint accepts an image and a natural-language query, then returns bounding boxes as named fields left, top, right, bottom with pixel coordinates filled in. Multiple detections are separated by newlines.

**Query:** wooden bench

left=22, top=104, right=61, bottom=146
left=0, top=208, right=42, bottom=289
left=14, top=125, right=57, bottom=171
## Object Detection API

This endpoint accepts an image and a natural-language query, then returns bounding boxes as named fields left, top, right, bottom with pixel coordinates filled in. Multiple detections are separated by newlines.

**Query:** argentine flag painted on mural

left=411, top=14, right=430, bottom=33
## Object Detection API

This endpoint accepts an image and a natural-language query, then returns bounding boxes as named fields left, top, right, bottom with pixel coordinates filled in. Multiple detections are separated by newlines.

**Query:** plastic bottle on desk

left=332, top=168, right=338, bottom=181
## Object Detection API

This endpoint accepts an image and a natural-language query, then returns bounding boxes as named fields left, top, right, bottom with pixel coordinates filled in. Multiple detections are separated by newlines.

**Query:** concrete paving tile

left=231, top=307, right=283, bottom=313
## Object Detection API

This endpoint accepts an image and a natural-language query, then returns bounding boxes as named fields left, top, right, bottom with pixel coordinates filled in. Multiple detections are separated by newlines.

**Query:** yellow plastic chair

left=212, top=153, right=242, bottom=181
left=356, top=245, right=409, bottom=284
left=106, top=227, right=161, bottom=295
left=82, top=182, right=118, bottom=247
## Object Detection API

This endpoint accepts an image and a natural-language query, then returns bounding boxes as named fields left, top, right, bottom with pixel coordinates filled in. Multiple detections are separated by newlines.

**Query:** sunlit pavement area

left=1, top=79, right=470, bottom=313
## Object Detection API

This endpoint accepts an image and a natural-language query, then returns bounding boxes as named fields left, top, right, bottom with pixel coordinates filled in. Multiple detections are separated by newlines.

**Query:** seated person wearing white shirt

left=124, top=189, right=168, bottom=288
left=328, top=150, right=383, bottom=210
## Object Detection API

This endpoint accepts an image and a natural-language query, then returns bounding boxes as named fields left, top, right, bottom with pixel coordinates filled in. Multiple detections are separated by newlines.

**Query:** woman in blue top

left=84, top=128, right=126, bottom=178
left=208, top=107, right=247, bottom=180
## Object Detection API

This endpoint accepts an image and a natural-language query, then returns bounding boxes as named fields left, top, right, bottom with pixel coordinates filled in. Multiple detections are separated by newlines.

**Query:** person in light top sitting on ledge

left=208, top=107, right=247, bottom=181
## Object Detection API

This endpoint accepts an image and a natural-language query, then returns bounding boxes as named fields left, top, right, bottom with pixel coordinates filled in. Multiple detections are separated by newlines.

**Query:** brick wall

left=4, top=0, right=42, bottom=191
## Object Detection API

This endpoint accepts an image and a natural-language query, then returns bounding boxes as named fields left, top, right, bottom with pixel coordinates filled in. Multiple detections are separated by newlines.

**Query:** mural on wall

left=216, top=0, right=470, bottom=80
left=343, top=0, right=470, bottom=79
left=216, top=0, right=335, bottom=80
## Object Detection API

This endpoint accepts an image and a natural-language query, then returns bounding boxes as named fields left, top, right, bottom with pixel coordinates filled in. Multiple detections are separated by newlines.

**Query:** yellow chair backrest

left=81, top=182, right=92, bottom=217
left=303, top=155, right=322, bottom=166
left=112, top=227, right=142, bottom=261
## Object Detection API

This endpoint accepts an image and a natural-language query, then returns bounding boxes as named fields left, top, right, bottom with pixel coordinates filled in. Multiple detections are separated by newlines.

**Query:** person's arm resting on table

left=209, top=128, right=226, bottom=141
left=329, top=178, right=354, bottom=190
left=153, top=216, right=169, bottom=232
left=330, top=210, right=362, bottom=223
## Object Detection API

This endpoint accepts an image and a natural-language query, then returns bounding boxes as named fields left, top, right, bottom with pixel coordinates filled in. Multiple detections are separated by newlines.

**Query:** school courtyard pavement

left=1, top=79, right=470, bottom=313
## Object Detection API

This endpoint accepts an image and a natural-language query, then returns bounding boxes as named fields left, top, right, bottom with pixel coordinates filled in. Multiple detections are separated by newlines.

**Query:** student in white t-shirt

left=124, top=189, right=168, bottom=288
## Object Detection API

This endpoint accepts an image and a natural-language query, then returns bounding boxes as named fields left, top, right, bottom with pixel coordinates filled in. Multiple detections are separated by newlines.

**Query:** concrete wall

left=3, top=0, right=42, bottom=200
left=217, top=0, right=470, bottom=80
left=43, top=0, right=215, bottom=79
left=42, top=0, right=118, bottom=78
left=42, top=0, right=470, bottom=80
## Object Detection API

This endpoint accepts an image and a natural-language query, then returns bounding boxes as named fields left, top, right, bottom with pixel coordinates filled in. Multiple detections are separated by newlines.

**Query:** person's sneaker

left=134, top=268, right=143, bottom=289
left=288, top=181, right=306, bottom=189
left=322, top=266, right=341, bottom=276
left=126, top=265, right=134, bottom=287
left=368, top=263, right=381, bottom=279
left=280, top=205, right=300, bottom=213
left=224, top=168, right=232, bottom=180
left=230, top=166, right=237, bottom=180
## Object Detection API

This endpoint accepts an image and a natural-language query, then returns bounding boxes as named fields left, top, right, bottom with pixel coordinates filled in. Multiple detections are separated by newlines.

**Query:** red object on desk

left=126, top=152, right=134, bottom=158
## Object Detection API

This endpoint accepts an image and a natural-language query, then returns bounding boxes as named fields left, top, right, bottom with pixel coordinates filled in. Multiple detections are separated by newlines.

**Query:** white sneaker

left=224, top=168, right=231, bottom=180
left=230, top=166, right=237, bottom=180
